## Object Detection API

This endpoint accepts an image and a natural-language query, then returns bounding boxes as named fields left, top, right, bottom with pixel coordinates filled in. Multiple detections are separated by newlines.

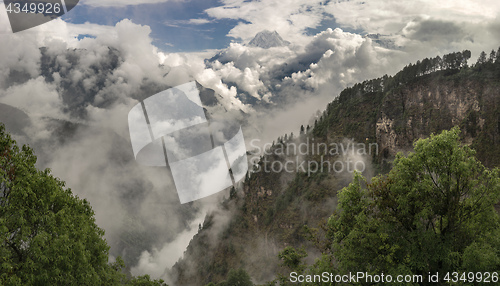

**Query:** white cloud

left=0, top=77, right=63, bottom=117
left=164, top=18, right=213, bottom=28
left=324, top=0, right=500, bottom=34
left=188, top=18, right=212, bottom=25
left=131, top=217, right=203, bottom=279
left=196, top=67, right=250, bottom=112
left=204, top=0, right=500, bottom=60
left=0, top=17, right=213, bottom=275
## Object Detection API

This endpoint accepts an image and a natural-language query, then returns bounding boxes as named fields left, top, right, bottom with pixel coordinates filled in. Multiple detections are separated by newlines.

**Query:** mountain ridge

left=170, top=48, right=500, bottom=286
left=248, top=30, right=290, bottom=49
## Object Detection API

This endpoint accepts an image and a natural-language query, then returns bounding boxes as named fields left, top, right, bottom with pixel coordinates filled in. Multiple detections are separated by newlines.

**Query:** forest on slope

left=171, top=48, right=500, bottom=286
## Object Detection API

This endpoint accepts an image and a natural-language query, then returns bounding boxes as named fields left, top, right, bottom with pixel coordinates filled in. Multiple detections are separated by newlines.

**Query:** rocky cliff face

left=376, top=74, right=500, bottom=167
left=314, top=67, right=500, bottom=169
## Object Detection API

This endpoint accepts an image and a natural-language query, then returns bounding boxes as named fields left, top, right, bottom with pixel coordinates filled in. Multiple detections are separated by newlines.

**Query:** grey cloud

left=0, top=19, right=215, bottom=277
left=404, top=19, right=467, bottom=43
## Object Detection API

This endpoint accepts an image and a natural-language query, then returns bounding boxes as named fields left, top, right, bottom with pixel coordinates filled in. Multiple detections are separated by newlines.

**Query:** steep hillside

left=314, top=67, right=500, bottom=170
left=171, top=49, right=500, bottom=285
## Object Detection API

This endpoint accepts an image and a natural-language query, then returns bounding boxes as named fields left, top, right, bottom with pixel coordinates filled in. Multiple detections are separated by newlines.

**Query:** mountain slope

left=314, top=59, right=500, bottom=169
left=248, top=30, right=290, bottom=49
left=170, top=50, right=500, bottom=285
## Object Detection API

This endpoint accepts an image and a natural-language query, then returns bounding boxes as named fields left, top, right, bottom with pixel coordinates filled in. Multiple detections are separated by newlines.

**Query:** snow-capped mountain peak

left=248, top=30, right=290, bottom=49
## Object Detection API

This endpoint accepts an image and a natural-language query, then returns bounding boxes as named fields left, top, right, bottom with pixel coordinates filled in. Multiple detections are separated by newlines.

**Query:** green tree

left=110, top=257, right=167, bottom=286
left=477, top=51, right=487, bottom=65
left=329, top=127, right=500, bottom=283
left=209, top=268, right=253, bottom=286
left=0, top=124, right=166, bottom=285
left=443, top=53, right=455, bottom=69
left=274, top=246, right=308, bottom=286
left=278, top=246, right=308, bottom=274
left=225, top=268, right=253, bottom=286
left=489, top=50, right=497, bottom=63
left=433, top=55, right=443, bottom=71
left=461, top=50, right=471, bottom=68
left=125, top=274, right=167, bottom=286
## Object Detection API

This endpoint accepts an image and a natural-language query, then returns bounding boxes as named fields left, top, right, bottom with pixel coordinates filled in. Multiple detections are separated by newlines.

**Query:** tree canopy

left=205, top=268, right=254, bottom=286
left=0, top=124, right=166, bottom=285
left=332, top=127, right=500, bottom=281
left=288, top=127, right=500, bottom=285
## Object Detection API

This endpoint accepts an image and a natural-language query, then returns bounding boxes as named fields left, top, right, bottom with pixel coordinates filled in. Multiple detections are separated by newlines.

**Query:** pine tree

left=489, top=50, right=496, bottom=63
left=477, top=51, right=487, bottom=65
left=462, top=50, right=471, bottom=68
left=435, top=55, right=443, bottom=70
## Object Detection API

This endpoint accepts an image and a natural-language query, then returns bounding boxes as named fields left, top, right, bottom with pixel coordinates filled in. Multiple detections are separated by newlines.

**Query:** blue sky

left=58, top=0, right=364, bottom=53
left=61, top=0, right=247, bottom=52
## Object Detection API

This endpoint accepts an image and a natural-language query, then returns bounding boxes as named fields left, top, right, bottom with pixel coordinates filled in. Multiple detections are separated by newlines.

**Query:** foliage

left=109, top=257, right=167, bottom=286
left=205, top=268, right=254, bottom=286
left=274, top=246, right=308, bottom=285
left=0, top=124, right=166, bottom=285
left=278, top=246, right=307, bottom=273
left=327, top=127, right=500, bottom=283
left=125, top=274, right=167, bottom=286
